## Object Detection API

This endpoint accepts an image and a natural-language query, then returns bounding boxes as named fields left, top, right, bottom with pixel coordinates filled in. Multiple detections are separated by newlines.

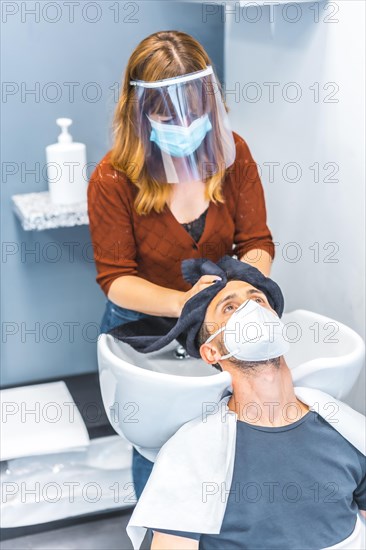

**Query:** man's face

left=206, top=280, right=275, bottom=327
left=199, top=280, right=276, bottom=365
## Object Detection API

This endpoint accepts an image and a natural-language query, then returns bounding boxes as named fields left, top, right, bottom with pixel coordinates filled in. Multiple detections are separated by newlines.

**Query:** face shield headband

left=129, top=66, right=236, bottom=184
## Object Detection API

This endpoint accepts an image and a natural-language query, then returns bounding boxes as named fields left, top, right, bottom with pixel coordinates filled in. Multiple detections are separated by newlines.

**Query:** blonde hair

left=110, top=30, right=230, bottom=215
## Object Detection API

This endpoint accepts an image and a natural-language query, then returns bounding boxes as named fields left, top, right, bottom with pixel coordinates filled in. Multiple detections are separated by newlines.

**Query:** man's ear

left=200, top=342, right=222, bottom=364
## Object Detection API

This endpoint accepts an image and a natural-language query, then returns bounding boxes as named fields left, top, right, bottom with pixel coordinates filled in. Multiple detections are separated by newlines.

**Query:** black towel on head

left=107, top=255, right=284, bottom=358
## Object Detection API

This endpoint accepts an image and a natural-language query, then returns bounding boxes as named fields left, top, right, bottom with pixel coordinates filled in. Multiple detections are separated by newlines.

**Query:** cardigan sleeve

left=232, top=136, right=275, bottom=261
left=87, top=163, right=138, bottom=296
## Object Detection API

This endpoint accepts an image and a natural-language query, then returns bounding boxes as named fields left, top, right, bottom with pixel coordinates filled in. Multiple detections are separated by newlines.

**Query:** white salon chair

left=97, top=309, right=365, bottom=461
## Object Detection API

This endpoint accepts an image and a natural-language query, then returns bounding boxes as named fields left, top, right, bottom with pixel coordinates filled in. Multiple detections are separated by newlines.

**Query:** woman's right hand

left=178, top=275, right=222, bottom=314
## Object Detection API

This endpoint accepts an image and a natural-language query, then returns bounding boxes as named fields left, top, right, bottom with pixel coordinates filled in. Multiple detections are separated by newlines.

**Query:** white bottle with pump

left=46, top=118, right=87, bottom=205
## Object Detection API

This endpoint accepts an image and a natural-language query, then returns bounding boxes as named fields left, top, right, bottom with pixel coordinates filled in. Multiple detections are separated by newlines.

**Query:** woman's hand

left=178, top=275, right=222, bottom=314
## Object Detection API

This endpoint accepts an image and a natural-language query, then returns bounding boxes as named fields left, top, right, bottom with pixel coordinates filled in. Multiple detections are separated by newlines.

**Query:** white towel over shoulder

left=127, top=387, right=366, bottom=550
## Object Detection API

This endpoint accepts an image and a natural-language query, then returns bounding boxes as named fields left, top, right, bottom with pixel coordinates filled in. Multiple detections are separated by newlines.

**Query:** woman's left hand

left=178, top=275, right=222, bottom=313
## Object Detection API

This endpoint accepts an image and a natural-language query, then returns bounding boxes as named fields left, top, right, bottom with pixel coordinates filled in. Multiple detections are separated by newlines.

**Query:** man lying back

left=126, top=257, right=366, bottom=550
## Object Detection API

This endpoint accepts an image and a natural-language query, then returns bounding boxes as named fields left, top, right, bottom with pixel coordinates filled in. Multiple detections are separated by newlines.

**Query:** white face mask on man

left=204, top=299, right=290, bottom=362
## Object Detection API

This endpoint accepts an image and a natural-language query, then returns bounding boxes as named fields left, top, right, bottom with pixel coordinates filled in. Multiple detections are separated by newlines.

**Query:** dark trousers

left=132, top=447, right=155, bottom=499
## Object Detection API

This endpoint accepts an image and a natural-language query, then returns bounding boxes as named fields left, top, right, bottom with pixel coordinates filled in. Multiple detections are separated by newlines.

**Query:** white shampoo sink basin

left=282, top=310, right=365, bottom=399
left=97, top=339, right=231, bottom=461
left=97, top=309, right=365, bottom=461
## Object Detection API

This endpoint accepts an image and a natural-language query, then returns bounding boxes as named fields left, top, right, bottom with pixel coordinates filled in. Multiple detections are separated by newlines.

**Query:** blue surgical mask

left=147, top=114, right=212, bottom=158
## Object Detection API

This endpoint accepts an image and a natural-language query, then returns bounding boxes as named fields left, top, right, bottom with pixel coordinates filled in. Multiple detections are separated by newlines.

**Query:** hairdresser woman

left=87, top=30, right=275, bottom=498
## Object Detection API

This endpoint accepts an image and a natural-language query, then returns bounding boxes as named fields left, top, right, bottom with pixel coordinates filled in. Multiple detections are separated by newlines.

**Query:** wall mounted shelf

left=11, top=191, right=89, bottom=231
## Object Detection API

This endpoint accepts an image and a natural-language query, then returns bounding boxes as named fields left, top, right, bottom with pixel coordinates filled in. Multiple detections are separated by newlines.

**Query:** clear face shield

left=129, top=66, right=236, bottom=184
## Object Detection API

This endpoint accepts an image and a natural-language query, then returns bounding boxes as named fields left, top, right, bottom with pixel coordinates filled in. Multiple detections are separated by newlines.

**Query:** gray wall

left=225, top=0, right=365, bottom=413
left=1, top=1, right=224, bottom=387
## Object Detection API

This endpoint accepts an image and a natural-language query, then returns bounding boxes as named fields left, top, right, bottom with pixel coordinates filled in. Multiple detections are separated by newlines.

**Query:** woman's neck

left=168, top=180, right=209, bottom=223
